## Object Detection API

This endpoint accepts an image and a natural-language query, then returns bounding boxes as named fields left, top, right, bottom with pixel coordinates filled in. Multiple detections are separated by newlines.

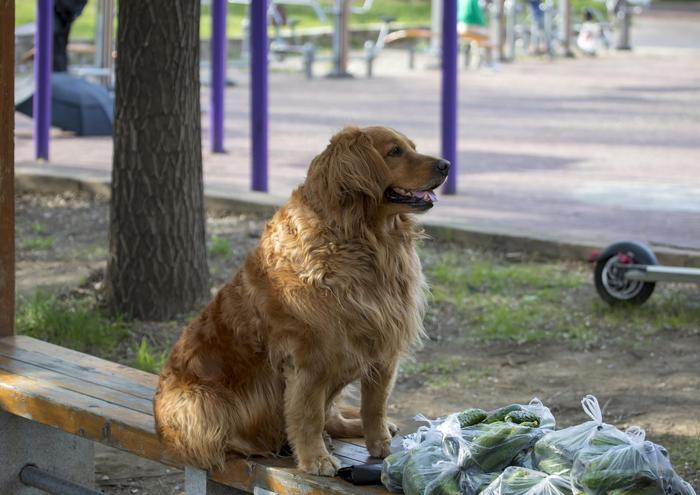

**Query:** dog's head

left=303, top=126, right=449, bottom=231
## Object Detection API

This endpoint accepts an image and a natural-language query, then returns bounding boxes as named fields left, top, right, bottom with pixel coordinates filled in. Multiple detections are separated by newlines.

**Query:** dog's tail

left=154, top=383, right=239, bottom=471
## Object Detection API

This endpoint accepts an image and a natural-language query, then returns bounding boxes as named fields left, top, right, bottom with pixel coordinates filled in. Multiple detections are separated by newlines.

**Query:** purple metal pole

left=441, top=0, right=458, bottom=195
left=34, top=0, right=53, bottom=160
left=250, top=0, right=268, bottom=192
left=210, top=0, right=226, bottom=153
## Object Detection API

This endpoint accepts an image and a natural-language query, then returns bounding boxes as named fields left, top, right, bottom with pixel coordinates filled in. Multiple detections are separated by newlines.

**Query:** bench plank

left=0, top=367, right=169, bottom=462
left=0, top=354, right=154, bottom=415
left=0, top=336, right=157, bottom=399
left=212, top=458, right=387, bottom=495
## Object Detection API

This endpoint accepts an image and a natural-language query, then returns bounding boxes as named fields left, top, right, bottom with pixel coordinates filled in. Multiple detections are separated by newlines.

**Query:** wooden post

left=0, top=0, right=15, bottom=337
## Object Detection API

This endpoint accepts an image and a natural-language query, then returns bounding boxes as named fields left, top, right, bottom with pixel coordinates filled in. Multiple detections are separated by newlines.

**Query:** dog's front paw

left=366, top=434, right=392, bottom=459
left=298, top=455, right=341, bottom=477
left=387, top=421, right=399, bottom=436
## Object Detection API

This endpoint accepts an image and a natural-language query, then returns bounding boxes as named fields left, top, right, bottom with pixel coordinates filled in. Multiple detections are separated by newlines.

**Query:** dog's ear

left=304, top=127, right=387, bottom=231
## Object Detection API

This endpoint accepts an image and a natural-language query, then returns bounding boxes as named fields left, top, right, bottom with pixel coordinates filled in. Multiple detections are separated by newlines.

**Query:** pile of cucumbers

left=380, top=396, right=696, bottom=495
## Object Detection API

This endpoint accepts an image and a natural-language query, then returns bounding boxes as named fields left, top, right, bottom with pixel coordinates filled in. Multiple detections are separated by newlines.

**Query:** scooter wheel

left=594, top=241, right=656, bottom=305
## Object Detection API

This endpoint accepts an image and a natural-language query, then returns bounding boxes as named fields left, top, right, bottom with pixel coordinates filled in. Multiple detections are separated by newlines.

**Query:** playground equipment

left=591, top=241, right=700, bottom=305
left=24, top=0, right=461, bottom=195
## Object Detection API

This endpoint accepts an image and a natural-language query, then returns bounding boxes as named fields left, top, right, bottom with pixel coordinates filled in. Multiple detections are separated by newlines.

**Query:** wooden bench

left=383, top=28, right=493, bottom=69
left=0, top=335, right=388, bottom=494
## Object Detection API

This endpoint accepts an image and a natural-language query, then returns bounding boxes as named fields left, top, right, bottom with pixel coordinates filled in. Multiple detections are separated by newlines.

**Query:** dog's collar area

left=384, top=187, right=437, bottom=209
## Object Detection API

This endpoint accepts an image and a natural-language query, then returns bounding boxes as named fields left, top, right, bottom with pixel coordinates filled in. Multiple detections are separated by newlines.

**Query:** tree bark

left=107, top=0, right=209, bottom=320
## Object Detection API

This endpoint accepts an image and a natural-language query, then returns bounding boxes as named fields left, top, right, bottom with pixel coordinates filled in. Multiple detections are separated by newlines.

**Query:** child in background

left=577, top=8, right=605, bottom=55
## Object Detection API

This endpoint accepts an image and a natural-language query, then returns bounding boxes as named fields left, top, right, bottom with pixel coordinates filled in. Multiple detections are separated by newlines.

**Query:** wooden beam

left=0, top=0, right=15, bottom=338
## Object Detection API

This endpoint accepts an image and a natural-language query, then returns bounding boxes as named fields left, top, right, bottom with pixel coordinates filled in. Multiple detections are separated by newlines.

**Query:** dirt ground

left=14, top=192, right=700, bottom=494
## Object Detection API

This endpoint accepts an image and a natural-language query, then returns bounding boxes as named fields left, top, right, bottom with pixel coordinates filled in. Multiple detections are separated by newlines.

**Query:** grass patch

left=428, top=253, right=593, bottom=344
left=132, top=337, right=168, bottom=374
left=652, top=433, right=700, bottom=490
left=426, top=251, right=699, bottom=345
left=209, top=236, right=232, bottom=258
left=29, top=222, right=45, bottom=234
left=17, top=0, right=431, bottom=40
left=401, top=357, right=492, bottom=388
left=74, top=243, right=108, bottom=260
left=591, top=290, right=700, bottom=333
left=16, top=291, right=127, bottom=355
left=21, top=235, right=56, bottom=251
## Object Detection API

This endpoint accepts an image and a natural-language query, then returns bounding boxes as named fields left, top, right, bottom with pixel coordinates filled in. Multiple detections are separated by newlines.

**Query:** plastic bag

left=480, top=467, right=573, bottom=495
left=453, top=421, right=547, bottom=473
left=571, top=426, right=697, bottom=495
left=534, top=395, right=614, bottom=476
left=401, top=435, right=498, bottom=495
left=402, top=444, right=461, bottom=495
left=381, top=415, right=446, bottom=492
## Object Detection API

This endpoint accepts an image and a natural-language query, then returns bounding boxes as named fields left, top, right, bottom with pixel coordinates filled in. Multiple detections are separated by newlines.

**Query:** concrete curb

left=15, top=168, right=700, bottom=267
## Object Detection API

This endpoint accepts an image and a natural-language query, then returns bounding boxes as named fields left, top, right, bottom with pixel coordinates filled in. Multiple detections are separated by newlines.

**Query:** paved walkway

left=15, top=4, right=700, bottom=252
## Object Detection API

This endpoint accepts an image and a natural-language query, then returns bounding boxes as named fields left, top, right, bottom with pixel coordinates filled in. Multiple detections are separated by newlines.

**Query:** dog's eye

left=388, top=146, right=402, bottom=157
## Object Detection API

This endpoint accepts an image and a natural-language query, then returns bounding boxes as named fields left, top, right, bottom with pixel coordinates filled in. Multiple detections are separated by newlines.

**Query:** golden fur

left=154, top=126, right=449, bottom=476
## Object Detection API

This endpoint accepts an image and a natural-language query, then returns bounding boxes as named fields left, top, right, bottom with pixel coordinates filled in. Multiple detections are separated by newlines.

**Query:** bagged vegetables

left=451, top=421, right=546, bottom=473
left=379, top=396, right=696, bottom=495
left=382, top=416, right=446, bottom=492
left=402, top=444, right=461, bottom=495
left=571, top=426, right=697, bottom=495
left=534, top=395, right=615, bottom=476
left=480, top=467, right=573, bottom=495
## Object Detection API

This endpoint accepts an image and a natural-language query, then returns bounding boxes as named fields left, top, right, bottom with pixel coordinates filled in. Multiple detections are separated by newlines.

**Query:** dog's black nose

left=434, top=159, right=450, bottom=176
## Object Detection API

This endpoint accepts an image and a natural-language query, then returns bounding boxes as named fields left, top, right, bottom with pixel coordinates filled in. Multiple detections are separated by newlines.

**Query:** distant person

left=53, top=0, right=88, bottom=71
left=528, top=0, right=546, bottom=54
left=577, top=8, right=604, bottom=55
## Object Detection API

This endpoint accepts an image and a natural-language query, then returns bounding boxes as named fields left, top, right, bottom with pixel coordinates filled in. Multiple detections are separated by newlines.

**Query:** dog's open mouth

left=384, top=186, right=438, bottom=209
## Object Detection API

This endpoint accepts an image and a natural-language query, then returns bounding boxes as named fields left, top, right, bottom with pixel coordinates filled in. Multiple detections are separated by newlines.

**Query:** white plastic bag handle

left=581, top=395, right=603, bottom=425
left=625, top=425, right=646, bottom=443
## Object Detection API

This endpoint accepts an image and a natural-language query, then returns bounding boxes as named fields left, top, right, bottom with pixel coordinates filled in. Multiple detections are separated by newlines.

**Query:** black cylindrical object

left=19, top=465, right=102, bottom=495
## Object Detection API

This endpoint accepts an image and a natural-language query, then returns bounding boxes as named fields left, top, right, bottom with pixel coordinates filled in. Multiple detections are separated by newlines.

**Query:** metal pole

left=558, top=0, right=573, bottom=56
left=430, top=0, right=442, bottom=56
left=328, top=0, right=352, bottom=77
left=496, top=0, right=507, bottom=61
left=250, top=0, right=268, bottom=192
left=34, top=0, right=53, bottom=161
left=20, top=465, right=102, bottom=495
left=211, top=0, right=227, bottom=153
left=441, top=0, right=458, bottom=195
left=506, top=0, right=517, bottom=60
left=0, top=0, right=15, bottom=338
left=95, top=0, right=115, bottom=86
left=616, top=0, right=632, bottom=50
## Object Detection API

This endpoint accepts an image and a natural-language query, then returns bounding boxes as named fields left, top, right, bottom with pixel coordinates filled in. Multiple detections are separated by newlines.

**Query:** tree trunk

left=107, top=0, right=209, bottom=320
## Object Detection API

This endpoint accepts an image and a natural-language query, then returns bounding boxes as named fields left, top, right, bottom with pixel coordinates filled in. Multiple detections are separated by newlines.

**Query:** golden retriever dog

left=154, top=126, right=450, bottom=476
